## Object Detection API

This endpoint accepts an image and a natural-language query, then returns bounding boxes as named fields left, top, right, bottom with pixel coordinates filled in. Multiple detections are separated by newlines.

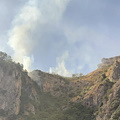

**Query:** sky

left=0, top=0, right=120, bottom=76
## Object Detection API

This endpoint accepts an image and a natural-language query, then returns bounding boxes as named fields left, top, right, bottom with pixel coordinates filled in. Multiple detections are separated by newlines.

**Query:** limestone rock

left=98, top=56, right=120, bottom=68
left=108, top=61, right=120, bottom=82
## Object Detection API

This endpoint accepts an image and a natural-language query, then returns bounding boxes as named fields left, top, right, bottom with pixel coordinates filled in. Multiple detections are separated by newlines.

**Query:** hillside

left=0, top=52, right=120, bottom=120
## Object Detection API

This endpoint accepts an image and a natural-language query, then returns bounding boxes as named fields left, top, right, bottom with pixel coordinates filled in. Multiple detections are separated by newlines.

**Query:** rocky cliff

left=0, top=52, right=41, bottom=120
left=0, top=52, right=120, bottom=120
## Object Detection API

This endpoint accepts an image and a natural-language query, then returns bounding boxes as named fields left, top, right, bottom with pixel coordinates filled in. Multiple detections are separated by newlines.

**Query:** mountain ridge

left=0, top=51, right=120, bottom=120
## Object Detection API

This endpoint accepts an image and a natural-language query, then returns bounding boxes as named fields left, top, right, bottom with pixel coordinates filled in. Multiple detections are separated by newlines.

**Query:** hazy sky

left=0, top=0, right=120, bottom=76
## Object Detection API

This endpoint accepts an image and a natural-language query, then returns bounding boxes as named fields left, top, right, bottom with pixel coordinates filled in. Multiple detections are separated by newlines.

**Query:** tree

left=0, top=51, right=12, bottom=62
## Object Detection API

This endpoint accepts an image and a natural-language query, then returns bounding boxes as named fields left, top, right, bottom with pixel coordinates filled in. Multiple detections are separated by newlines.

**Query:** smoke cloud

left=8, top=0, right=70, bottom=70
left=49, top=51, right=71, bottom=76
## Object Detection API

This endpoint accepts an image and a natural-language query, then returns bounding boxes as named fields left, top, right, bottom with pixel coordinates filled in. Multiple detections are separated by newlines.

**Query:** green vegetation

left=19, top=76, right=95, bottom=120
left=19, top=95, right=95, bottom=120
left=57, top=102, right=95, bottom=120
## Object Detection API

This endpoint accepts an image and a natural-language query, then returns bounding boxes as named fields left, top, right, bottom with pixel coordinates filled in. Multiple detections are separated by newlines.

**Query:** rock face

left=29, top=70, right=74, bottom=97
left=83, top=80, right=113, bottom=108
left=98, top=55, right=120, bottom=68
left=28, top=58, right=120, bottom=120
left=0, top=52, right=40, bottom=120
left=29, top=70, right=94, bottom=98
left=108, top=61, right=120, bottom=82
left=82, top=59, right=120, bottom=120
left=0, top=62, right=22, bottom=117
left=1, top=52, right=120, bottom=120
left=96, top=80, right=120, bottom=120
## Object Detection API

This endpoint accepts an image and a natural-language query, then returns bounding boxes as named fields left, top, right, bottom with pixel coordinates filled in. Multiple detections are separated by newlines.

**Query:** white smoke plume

left=8, top=0, right=70, bottom=70
left=49, top=51, right=71, bottom=77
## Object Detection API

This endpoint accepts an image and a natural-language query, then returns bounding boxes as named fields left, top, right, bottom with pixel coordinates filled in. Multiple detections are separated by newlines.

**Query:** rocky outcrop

left=82, top=60, right=120, bottom=120
left=83, top=79, right=114, bottom=108
left=0, top=52, right=40, bottom=120
left=96, top=79, right=120, bottom=120
left=29, top=70, right=94, bottom=98
left=108, top=61, right=120, bottom=82
left=0, top=64, right=22, bottom=119
left=29, top=70, right=73, bottom=97
left=98, top=56, right=120, bottom=68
